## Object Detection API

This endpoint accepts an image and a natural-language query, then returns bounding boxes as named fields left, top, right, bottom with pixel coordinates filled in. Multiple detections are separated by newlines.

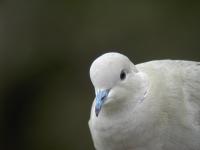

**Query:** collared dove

left=89, top=52, right=200, bottom=150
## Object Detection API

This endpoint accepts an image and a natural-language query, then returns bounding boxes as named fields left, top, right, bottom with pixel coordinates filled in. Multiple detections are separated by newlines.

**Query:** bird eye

left=120, top=70, right=126, bottom=80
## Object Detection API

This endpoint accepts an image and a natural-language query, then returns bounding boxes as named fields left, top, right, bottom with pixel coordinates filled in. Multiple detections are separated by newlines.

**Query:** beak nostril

left=101, top=96, right=106, bottom=101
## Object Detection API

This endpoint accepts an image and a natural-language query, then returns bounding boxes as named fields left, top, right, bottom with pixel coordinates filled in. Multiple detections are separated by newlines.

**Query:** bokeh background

left=2, top=1, right=200, bottom=150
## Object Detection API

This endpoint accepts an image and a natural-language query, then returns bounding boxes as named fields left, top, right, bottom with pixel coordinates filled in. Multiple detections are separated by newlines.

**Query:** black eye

left=120, top=70, right=126, bottom=80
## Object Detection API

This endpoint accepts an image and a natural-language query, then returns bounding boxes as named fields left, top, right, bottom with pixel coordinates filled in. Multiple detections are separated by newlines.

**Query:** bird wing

left=181, top=61, right=200, bottom=127
left=138, top=60, right=200, bottom=126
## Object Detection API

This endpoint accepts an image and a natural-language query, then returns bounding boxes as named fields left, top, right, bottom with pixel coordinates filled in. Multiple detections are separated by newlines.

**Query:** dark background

left=2, top=1, right=200, bottom=150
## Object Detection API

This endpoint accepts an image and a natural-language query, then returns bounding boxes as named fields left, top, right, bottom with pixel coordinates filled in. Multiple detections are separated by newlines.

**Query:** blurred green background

left=2, top=0, right=200, bottom=150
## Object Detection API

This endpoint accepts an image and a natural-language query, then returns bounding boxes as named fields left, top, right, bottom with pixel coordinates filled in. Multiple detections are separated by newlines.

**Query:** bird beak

left=95, top=89, right=110, bottom=117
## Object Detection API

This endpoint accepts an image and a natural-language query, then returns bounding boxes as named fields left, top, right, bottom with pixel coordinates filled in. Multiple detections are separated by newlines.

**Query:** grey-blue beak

left=95, top=89, right=110, bottom=117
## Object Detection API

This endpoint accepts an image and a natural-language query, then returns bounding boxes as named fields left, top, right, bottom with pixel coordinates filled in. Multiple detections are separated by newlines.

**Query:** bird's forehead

left=90, top=63, right=120, bottom=89
left=90, top=53, right=129, bottom=71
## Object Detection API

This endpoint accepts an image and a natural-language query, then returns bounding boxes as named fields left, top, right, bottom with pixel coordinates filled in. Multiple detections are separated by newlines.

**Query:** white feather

left=89, top=53, right=200, bottom=150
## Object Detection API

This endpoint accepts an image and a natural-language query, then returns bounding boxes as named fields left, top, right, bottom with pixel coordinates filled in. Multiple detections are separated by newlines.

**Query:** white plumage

left=89, top=52, right=200, bottom=150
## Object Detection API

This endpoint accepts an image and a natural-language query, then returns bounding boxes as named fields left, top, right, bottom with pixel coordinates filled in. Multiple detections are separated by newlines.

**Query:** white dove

left=88, top=52, right=200, bottom=150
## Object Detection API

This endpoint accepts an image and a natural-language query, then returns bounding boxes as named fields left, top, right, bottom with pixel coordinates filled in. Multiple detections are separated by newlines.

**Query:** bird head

left=90, top=52, right=147, bottom=117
